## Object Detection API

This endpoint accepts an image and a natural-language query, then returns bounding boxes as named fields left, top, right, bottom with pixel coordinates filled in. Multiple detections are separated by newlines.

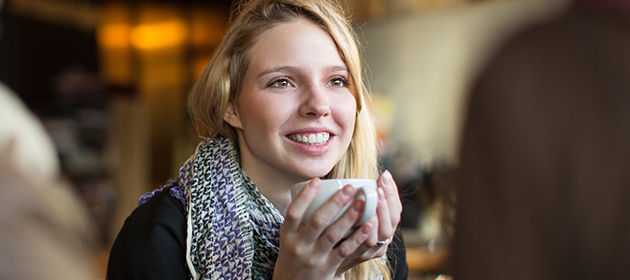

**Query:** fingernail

left=384, top=170, right=392, bottom=181
left=342, top=185, right=354, bottom=197
left=354, top=199, right=364, bottom=211
left=308, top=178, right=321, bottom=189
left=362, top=224, right=372, bottom=235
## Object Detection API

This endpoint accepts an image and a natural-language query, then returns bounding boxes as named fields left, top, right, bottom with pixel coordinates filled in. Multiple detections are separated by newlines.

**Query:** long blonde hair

left=187, top=0, right=387, bottom=279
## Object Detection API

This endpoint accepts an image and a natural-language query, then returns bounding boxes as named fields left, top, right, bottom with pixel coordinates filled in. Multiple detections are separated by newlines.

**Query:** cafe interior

left=1, top=0, right=592, bottom=279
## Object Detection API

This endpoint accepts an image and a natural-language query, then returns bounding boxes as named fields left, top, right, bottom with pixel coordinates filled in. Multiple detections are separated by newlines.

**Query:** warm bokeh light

left=98, top=23, right=131, bottom=48
left=130, top=20, right=188, bottom=50
left=190, top=7, right=227, bottom=48
left=98, top=2, right=133, bottom=85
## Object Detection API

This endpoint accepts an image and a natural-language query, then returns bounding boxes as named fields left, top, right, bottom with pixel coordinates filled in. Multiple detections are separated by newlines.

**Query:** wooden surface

left=407, top=246, right=450, bottom=273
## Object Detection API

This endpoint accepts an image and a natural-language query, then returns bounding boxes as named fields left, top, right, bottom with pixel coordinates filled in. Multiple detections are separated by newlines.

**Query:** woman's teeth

left=289, top=133, right=330, bottom=145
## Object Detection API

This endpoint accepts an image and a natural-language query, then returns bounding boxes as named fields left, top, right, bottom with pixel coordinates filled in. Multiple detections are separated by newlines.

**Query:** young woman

left=107, top=0, right=407, bottom=279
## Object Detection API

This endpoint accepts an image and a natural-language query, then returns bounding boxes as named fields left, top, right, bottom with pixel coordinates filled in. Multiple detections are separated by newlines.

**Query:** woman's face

left=225, top=18, right=357, bottom=184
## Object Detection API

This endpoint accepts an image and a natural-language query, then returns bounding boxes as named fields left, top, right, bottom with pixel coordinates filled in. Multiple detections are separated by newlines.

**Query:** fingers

left=376, top=187, right=394, bottom=242
left=284, top=178, right=322, bottom=233
left=378, top=170, right=402, bottom=227
left=357, top=216, right=389, bottom=260
left=332, top=217, right=386, bottom=275
left=345, top=217, right=379, bottom=259
left=364, top=216, right=379, bottom=247
left=315, top=198, right=365, bottom=254
left=332, top=220, right=372, bottom=260
left=300, top=184, right=357, bottom=243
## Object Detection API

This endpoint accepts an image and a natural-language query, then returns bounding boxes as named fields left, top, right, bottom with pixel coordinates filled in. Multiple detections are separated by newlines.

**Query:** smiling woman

left=107, top=1, right=407, bottom=280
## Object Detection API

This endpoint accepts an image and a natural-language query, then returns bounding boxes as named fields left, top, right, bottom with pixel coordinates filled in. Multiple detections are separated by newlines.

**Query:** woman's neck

left=234, top=136, right=311, bottom=215
left=241, top=163, right=302, bottom=216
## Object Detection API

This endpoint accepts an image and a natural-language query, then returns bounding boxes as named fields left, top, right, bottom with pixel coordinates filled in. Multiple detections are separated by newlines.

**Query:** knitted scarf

left=140, top=136, right=285, bottom=279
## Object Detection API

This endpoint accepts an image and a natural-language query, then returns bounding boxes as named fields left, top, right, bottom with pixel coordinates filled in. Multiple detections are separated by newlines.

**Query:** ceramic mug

left=291, top=178, right=377, bottom=234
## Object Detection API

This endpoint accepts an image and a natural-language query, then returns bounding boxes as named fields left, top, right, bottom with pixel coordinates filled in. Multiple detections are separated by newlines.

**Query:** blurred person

left=454, top=0, right=630, bottom=279
left=0, top=158, right=95, bottom=280
left=0, top=83, right=60, bottom=181
left=107, top=0, right=407, bottom=279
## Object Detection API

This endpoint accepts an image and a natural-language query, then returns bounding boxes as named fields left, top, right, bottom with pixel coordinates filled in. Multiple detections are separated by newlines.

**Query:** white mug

left=291, top=178, right=377, bottom=235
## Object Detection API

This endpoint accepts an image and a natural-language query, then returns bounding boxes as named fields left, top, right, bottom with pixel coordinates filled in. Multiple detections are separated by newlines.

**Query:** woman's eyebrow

left=257, top=66, right=298, bottom=78
left=257, top=65, right=348, bottom=78
left=325, top=65, right=348, bottom=73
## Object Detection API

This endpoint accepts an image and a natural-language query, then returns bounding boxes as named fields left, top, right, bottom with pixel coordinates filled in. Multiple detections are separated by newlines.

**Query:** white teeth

left=289, top=132, right=330, bottom=145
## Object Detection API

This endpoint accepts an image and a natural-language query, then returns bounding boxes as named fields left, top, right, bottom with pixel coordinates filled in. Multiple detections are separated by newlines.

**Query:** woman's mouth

left=287, top=132, right=330, bottom=145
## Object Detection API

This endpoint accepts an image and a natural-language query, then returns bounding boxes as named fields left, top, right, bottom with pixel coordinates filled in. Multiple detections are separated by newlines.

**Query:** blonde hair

left=187, top=0, right=387, bottom=279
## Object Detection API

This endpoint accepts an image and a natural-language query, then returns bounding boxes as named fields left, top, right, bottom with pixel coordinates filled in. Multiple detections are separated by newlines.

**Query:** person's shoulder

left=113, top=187, right=187, bottom=248
left=129, top=188, right=186, bottom=226
left=107, top=188, right=189, bottom=279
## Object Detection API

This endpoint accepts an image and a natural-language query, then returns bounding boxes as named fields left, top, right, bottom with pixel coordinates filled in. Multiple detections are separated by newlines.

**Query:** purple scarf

left=140, top=136, right=284, bottom=279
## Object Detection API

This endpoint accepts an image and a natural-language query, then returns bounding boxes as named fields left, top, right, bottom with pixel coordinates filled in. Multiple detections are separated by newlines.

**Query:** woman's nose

left=299, top=86, right=331, bottom=118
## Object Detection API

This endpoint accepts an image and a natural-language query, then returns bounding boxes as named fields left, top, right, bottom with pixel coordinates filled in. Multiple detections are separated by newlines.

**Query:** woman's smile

left=287, top=132, right=331, bottom=145
left=285, top=129, right=335, bottom=156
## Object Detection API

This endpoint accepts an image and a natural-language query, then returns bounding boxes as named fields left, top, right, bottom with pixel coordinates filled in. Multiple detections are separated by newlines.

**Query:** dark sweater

left=108, top=189, right=409, bottom=279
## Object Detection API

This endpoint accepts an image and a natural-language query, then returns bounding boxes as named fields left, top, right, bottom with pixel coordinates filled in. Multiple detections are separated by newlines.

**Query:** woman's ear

left=223, top=103, right=243, bottom=129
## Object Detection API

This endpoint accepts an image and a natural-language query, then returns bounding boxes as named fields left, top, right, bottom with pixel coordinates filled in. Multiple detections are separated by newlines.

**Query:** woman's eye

left=327, top=77, right=349, bottom=87
left=269, top=79, right=292, bottom=88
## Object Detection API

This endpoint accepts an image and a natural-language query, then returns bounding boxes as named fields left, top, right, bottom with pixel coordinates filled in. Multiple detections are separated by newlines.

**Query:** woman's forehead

left=247, top=19, right=347, bottom=75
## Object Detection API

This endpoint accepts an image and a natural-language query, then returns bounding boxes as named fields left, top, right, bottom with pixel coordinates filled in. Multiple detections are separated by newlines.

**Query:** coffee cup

left=291, top=178, right=377, bottom=234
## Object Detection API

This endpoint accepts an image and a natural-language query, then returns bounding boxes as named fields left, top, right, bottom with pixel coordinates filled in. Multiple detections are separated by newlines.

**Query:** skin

left=224, top=18, right=402, bottom=279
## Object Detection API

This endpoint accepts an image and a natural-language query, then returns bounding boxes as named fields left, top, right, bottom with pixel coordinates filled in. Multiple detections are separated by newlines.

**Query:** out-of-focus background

left=0, top=0, right=568, bottom=278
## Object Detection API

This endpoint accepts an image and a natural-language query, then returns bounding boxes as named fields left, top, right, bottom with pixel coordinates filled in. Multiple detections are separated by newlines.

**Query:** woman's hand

left=273, top=172, right=402, bottom=279
left=273, top=178, right=375, bottom=280
left=334, top=170, right=402, bottom=276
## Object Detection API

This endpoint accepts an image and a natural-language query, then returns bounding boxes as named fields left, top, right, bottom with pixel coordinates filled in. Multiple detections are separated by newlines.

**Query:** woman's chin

left=292, top=168, right=334, bottom=182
